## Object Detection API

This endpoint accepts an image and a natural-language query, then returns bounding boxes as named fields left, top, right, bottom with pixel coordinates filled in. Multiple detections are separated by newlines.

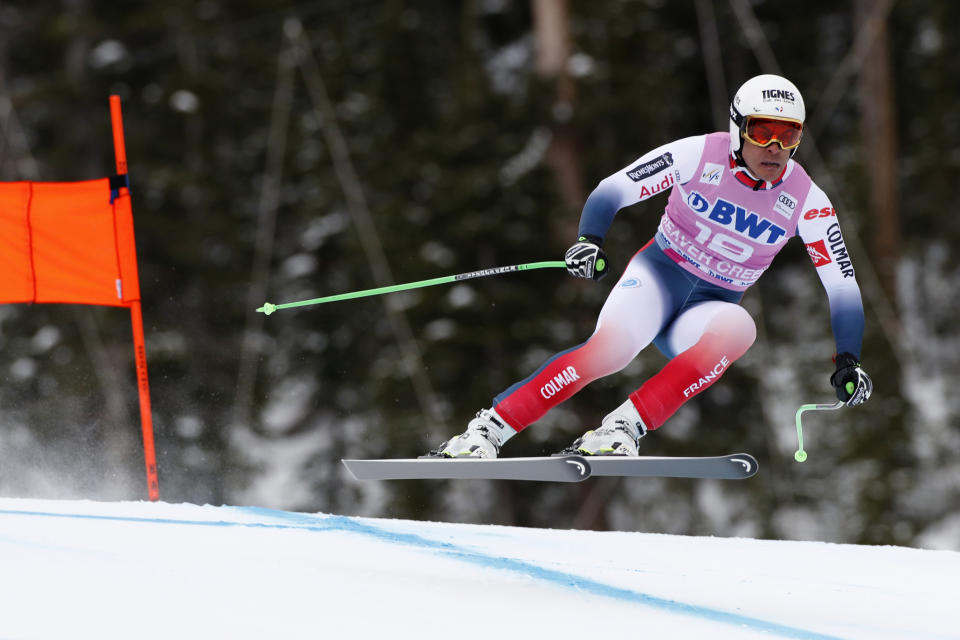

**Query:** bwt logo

left=687, top=191, right=710, bottom=212
left=685, top=191, right=787, bottom=244
left=762, top=89, right=795, bottom=101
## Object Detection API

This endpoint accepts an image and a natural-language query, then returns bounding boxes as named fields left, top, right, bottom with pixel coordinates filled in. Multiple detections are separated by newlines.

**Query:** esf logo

left=803, top=207, right=836, bottom=220
left=685, top=191, right=787, bottom=244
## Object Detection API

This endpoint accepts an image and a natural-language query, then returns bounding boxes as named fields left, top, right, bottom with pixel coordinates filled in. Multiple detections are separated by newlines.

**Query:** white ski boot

left=561, top=400, right=647, bottom=456
left=428, top=408, right=517, bottom=458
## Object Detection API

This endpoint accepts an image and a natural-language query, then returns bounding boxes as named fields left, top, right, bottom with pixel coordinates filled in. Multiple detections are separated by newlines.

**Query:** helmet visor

left=743, top=116, right=803, bottom=150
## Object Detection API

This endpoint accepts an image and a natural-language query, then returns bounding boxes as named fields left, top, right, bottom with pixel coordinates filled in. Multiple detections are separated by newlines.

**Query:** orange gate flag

left=0, top=96, right=159, bottom=501
left=0, top=178, right=141, bottom=305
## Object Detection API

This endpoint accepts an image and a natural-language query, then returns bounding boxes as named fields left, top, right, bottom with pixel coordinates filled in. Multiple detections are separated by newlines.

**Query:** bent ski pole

left=257, top=260, right=567, bottom=315
left=793, top=400, right=844, bottom=462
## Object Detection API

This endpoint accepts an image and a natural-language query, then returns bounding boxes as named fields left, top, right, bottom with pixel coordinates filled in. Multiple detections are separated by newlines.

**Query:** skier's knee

left=583, top=326, right=646, bottom=374
left=712, top=304, right=756, bottom=357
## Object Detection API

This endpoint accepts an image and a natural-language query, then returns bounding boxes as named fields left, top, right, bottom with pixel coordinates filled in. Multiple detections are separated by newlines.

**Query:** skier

left=429, top=73, right=873, bottom=459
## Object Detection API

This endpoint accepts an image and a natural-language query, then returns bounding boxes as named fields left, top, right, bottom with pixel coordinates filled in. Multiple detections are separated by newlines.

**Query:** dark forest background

left=1, top=0, right=958, bottom=550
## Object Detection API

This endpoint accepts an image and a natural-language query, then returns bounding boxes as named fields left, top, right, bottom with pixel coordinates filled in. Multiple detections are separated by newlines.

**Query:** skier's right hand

left=565, top=236, right=609, bottom=281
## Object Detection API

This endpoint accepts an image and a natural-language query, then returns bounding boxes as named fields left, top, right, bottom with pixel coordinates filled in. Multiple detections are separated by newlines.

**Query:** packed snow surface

left=0, top=497, right=956, bottom=639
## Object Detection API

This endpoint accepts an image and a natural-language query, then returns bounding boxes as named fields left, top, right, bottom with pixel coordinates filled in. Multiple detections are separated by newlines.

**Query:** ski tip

left=728, top=453, right=759, bottom=478
left=341, top=459, right=360, bottom=480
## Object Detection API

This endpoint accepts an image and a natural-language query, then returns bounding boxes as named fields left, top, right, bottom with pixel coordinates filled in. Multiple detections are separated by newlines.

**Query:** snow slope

left=0, top=498, right=955, bottom=639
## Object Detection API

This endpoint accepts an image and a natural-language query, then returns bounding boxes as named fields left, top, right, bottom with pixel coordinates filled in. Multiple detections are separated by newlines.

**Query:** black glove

left=830, top=352, right=873, bottom=406
left=565, top=235, right=609, bottom=281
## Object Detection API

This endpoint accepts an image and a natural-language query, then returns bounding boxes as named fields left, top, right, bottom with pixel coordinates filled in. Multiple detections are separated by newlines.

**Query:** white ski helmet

left=729, top=74, right=806, bottom=160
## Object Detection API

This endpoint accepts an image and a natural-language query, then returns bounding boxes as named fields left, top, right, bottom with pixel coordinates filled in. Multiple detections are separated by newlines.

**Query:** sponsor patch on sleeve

left=626, top=152, right=674, bottom=182
left=805, top=240, right=831, bottom=267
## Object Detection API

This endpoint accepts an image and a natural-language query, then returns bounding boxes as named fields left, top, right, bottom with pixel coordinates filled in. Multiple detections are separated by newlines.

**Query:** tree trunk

left=531, top=0, right=610, bottom=530
left=531, top=0, right=583, bottom=239
left=854, top=0, right=900, bottom=305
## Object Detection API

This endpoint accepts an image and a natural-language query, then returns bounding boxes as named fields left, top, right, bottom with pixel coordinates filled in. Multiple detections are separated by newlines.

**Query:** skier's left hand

left=830, top=353, right=873, bottom=406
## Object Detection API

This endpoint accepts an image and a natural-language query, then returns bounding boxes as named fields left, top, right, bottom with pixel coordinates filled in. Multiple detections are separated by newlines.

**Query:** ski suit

left=491, top=131, right=865, bottom=432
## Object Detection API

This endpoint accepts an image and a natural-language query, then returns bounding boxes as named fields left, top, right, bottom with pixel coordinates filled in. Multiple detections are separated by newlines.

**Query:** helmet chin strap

left=733, top=147, right=748, bottom=168
left=743, top=167, right=767, bottom=191
left=728, top=152, right=776, bottom=191
left=739, top=159, right=762, bottom=181
left=729, top=102, right=747, bottom=166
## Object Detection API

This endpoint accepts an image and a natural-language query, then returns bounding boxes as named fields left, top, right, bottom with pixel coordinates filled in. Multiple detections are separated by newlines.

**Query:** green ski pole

left=257, top=260, right=567, bottom=315
left=794, top=399, right=845, bottom=462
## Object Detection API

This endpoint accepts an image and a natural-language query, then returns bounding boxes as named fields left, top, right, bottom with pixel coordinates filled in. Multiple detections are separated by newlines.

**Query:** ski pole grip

left=794, top=400, right=844, bottom=462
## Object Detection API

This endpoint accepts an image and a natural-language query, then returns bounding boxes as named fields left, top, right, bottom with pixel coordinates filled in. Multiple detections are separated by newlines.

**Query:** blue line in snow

left=245, top=507, right=842, bottom=640
left=0, top=506, right=839, bottom=640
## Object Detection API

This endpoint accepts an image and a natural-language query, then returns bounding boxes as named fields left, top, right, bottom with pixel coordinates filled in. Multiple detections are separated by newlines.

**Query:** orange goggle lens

left=743, top=116, right=803, bottom=150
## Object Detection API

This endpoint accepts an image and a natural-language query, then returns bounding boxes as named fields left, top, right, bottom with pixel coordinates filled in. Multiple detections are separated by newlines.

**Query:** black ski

left=342, top=453, right=758, bottom=483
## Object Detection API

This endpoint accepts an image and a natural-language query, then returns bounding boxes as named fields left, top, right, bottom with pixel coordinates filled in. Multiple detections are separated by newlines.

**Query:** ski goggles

left=742, top=115, right=803, bottom=150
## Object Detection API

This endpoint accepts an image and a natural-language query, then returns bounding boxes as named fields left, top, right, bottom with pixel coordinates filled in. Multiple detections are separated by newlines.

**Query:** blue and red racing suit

left=491, top=132, right=864, bottom=432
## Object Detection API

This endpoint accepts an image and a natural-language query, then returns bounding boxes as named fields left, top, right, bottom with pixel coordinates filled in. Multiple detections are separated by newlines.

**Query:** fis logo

left=700, top=163, right=723, bottom=186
